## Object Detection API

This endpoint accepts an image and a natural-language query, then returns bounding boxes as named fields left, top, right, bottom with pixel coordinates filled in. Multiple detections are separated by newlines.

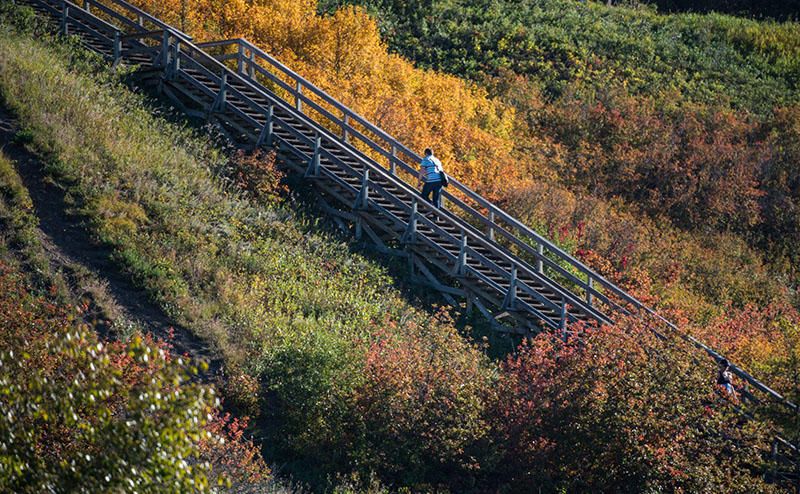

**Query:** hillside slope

left=2, top=2, right=797, bottom=492
left=119, top=0, right=800, bottom=400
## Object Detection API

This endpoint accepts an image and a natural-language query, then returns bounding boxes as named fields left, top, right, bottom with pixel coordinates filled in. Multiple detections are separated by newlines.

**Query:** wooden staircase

left=17, top=0, right=798, bottom=478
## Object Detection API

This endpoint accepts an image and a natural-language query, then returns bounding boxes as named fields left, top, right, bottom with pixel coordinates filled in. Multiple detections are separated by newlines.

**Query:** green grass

left=0, top=18, right=419, bottom=362
left=328, top=0, right=800, bottom=116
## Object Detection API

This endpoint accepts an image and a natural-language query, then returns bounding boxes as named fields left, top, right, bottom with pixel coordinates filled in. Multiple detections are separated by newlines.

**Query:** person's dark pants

left=421, top=180, right=443, bottom=207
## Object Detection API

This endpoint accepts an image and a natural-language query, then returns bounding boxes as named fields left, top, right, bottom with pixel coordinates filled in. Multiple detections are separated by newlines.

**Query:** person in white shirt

left=417, top=148, right=443, bottom=207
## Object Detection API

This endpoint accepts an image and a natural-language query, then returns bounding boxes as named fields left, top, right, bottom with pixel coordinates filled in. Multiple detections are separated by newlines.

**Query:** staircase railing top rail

left=88, top=0, right=193, bottom=42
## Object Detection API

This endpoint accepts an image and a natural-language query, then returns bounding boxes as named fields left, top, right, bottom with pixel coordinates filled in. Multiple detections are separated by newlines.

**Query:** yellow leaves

left=122, top=0, right=522, bottom=190
left=96, top=192, right=149, bottom=238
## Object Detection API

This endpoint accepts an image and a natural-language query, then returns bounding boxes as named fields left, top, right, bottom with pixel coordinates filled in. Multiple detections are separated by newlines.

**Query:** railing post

left=256, top=102, right=274, bottom=148
left=113, top=30, right=121, bottom=62
left=248, top=49, right=255, bottom=78
left=536, top=243, right=544, bottom=273
left=61, top=4, right=69, bottom=35
left=362, top=167, right=369, bottom=209
left=342, top=114, right=350, bottom=143
left=354, top=165, right=370, bottom=210
left=305, top=132, right=321, bottom=178
left=488, top=211, right=495, bottom=241
left=266, top=102, right=274, bottom=145
left=401, top=198, right=418, bottom=244
left=451, top=231, right=468, bottom=277
left=137, top=14, right=143, bottom=27
left=161, top=30, right=170, bottom=71
left=390, top=145, right=397, bottom=175
left=586, top=274, right=594, bottom=306
left=237, top=43, right=244, bottom=74
left=171, top=37, right=180, bottom=75
left=560, top=296, right=567, bottom=340
left=83, top=0, right=90, bottom=13
left=212, top=71, right=227, bottom=113
left=502, top=264, right=517, bottom=310
left=459, top=233, right=468, bottom=275
left=295, top=81, right=303, bottom=113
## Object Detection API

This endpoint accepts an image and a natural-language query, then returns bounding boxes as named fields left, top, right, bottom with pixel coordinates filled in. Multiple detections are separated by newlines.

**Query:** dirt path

left=0, top=103, right=221, bottom=380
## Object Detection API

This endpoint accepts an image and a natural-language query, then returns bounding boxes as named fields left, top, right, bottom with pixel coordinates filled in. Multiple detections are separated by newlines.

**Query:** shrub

left=487, top=320, right=776, bottom=492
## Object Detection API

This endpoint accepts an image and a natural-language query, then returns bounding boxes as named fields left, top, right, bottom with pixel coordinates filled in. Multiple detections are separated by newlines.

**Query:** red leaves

left=232, top=150, right=287, bottom=204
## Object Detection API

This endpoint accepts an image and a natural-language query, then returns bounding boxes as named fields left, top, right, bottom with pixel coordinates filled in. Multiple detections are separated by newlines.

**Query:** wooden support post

left=770, top=440, right=778, bottom=483
left=502, top=264, right=517, bottom=310
left=390, top=145, right=397, bottom=175
left=237, top=43, right=244, bottom=73
left=113, top=30, right=121, bottom=62
left=354, top=216, right=362, bottom=240
left=473, top=296, right=497, bottom=329
left=161, top=30, right=170, bottom=70
left=171, top=38, right=180, bottom=76
left=256, top=102, right=273, bottom=147
left=401, top=198, right=418, bottom=244
left=488, top=211, right=495, bottom=241
left=83, top=0, right=90, bottom=13
left=295, top=81, right=303, bottom=112
left=408, top=251, right=417, bottom=280
left=342, top=114, right=350, bottom=143
left=354, top=166, right=370, bottom=210
left=61, top=4, right=69, bottom=35
left=137, top=14, right=143, bottom=27
left=248, top=49, right=255, bottom=78
left=536, top=243, right=544, bottom=273
left=305, top=132, right=321, bottom=177
left=451, top=231, right=468, bottom=277
left=586, top=275, right=594, bottom=306
left=413, top=256, right=458, bottom=307
left=219, top=72, right=227, bottom=111
left=560, top=296, right=567, bottom=340
left=211, top=72, right=227, bottom=114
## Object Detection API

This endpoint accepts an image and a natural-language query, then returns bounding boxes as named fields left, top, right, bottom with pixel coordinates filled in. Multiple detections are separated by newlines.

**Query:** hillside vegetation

left=122, top=0, right=800, bottom=396
left=0, top=151, right=270, bottom=491
left=2, top=1, right=799, bottom=492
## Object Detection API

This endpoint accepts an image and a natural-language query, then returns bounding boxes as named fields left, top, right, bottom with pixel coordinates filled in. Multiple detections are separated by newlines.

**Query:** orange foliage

left=124, top=0, right=521, bottom=190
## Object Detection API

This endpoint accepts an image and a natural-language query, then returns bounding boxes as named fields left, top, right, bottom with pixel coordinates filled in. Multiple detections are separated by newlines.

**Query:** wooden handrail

left=93, top=0, right=192, bottom=42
